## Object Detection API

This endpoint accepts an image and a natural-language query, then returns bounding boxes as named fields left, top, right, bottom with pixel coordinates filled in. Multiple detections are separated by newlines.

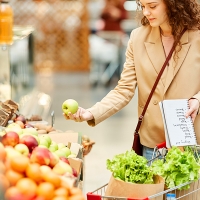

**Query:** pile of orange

left=0, top=146, right=85, bottom=200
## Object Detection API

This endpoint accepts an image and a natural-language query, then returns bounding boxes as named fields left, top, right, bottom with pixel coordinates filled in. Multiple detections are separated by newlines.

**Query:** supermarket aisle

left=35, top=72, right=138, bottom=196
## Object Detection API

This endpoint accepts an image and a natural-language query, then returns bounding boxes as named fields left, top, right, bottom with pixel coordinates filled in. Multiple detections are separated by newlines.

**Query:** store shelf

left=0, top=25, right=35, bottom=102
left=13, top=25, right=34, bottom=41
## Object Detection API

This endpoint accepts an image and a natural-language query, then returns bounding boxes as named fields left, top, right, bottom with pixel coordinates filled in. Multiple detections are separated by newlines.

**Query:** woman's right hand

left=63, top=107, right=94, bottom=122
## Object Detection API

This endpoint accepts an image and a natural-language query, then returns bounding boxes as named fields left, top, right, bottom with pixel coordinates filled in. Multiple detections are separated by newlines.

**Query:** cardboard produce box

left=48, top=131, right=83, bottom=187
left=48, top=130, right=83, bottom=157
left=105, top=175, right=164, bottom=200
left=48, top=130, right=81, bottom=145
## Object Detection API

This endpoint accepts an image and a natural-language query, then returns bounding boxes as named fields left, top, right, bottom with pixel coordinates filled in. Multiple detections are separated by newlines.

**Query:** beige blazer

left=87, top=26, right=200, bottom=148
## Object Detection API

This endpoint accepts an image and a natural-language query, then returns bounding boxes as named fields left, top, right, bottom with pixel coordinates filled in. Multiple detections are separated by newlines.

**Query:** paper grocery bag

left=105, top=175, right=164, bottom=200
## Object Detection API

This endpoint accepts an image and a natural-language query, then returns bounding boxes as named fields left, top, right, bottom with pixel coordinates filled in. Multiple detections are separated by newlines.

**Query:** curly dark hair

left=136, top=0, right=200, bottom=43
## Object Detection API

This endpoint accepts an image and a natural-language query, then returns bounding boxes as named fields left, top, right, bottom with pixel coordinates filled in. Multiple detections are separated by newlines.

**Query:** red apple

left=2, top=131, right=19, bottom=147
left=14, top=121, right=25, bottom=129
left=59, top=157, right=70, bottom=165
left=30, top=147, right=51, bottom=166
left=72, top=167, right=78, bottom=177
left=52, top=160, right=72, bottom=175
left=19, top=135, right=38, bottom=152
left=49, top=152, right=59, bottom=168
left=15, top=115, right=26, bottom=124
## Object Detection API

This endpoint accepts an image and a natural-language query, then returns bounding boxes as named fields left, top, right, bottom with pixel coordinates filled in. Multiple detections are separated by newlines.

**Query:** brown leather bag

left=132, top=28, right=187, bottom=155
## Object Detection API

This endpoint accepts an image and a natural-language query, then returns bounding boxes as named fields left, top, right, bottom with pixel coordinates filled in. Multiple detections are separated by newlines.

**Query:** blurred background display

left=10, top=0, right=90, bottom=73
left=0, top=0, right=140, bottom=102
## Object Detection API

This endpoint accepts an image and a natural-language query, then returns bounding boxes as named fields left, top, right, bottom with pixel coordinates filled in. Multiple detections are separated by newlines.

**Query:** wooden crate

left=11, top=0, right=90, bottom=72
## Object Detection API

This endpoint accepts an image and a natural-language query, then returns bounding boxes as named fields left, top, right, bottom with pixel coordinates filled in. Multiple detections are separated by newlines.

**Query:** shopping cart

left=87, top=142, right=200, bottom=200
left=87, top=178, right=200, bottom=200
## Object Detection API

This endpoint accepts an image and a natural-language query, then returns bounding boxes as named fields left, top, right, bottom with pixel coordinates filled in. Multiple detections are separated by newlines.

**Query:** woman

left=64, top=0, right=200, bottom=160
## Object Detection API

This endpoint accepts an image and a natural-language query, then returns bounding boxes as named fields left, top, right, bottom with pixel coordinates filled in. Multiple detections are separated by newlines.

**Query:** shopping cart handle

left=87, top=192, right=101, bottom=200
left=156, top=142, right=166, bottom=149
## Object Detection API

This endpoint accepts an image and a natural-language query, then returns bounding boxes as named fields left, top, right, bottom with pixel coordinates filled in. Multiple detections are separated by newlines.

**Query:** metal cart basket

left=87, top=177, right=200, bottom=200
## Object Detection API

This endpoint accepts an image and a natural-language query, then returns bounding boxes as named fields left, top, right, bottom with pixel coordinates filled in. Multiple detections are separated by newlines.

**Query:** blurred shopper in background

left=89, top=0, right=128, bottom=85
left=65, top=0, right=200, bottom=160
left=100, top=0, right=127, bottom=32
left=89, top=0, right=127, bottom=85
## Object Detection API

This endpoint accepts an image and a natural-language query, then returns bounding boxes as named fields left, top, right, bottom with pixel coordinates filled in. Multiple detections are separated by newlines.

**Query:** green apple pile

left=0, top=121, right=78, bottom=177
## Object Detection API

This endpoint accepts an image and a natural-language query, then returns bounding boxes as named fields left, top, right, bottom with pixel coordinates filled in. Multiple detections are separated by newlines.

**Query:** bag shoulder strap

left=134, top=28, right=187, bottom=135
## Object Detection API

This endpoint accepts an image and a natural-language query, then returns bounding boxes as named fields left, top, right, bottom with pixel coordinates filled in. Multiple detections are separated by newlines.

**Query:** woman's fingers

left=185, top=98, right=199, bottom=122
left=63, top=113, right=69, bottom=120
left=63, top=107, right=94, bottom=122
left=73, top=108, right=82, bottom=122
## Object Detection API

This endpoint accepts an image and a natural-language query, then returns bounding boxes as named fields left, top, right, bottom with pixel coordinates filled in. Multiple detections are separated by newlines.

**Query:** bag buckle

left=139, top=116, right=144, bottom=122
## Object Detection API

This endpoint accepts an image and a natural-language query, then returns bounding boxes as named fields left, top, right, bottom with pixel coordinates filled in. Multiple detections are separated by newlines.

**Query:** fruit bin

left=0, top=128, right=86, bottom=200
left=48, top=131, right=84, bottom=188
left=0, top=99, right=95, bottom=197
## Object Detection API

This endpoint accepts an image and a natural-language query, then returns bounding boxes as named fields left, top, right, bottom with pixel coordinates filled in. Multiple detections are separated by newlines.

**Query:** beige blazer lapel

left=144, top=28, right=166, bottom=85
left=164, top=30, right=191, bottom=94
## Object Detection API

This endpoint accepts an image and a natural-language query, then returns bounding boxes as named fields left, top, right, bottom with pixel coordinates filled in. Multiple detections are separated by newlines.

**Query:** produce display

left=0, top=120, right=77, bottom=163
left=0, top=118, right=85, bottom=200
left=151, top=146, right=200, bottom=190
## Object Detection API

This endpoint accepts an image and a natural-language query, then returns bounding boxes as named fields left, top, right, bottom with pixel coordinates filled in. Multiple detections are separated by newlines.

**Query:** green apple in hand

left=62, top=99, right=78, bottom=115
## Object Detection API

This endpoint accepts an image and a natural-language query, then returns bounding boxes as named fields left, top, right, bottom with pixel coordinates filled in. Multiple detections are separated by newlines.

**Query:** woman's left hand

left=185, top=98, right=200, bottom=122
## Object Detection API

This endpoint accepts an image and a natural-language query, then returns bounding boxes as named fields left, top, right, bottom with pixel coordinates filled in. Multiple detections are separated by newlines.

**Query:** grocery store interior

left=0, top=0, right=140, bottom=197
